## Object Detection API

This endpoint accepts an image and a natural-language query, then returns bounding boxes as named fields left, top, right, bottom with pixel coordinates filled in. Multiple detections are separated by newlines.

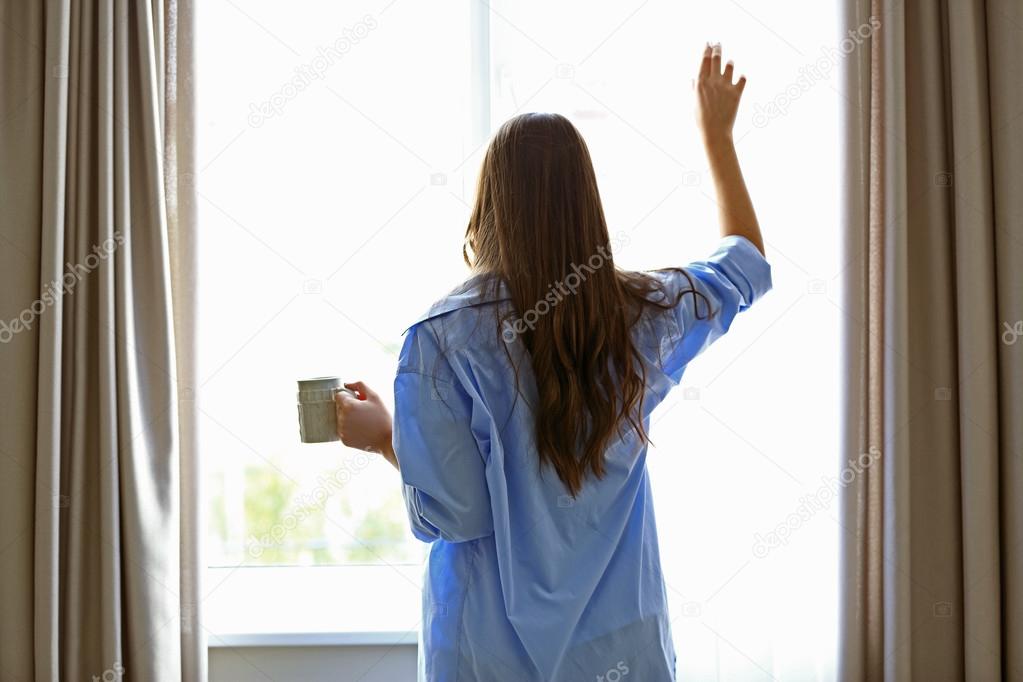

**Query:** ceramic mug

left=297, top=377, right=355, bottom=443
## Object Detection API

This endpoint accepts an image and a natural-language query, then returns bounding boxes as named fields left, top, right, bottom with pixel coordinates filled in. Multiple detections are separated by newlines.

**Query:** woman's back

left=393, top=236, right=772, bottom=680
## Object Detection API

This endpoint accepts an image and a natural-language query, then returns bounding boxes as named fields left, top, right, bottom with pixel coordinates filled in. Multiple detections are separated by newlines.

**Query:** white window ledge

left=205, top=564, right=423, bottom=648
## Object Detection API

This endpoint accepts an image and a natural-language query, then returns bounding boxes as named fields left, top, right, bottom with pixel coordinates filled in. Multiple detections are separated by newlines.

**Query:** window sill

left=208, top=630, right=418, bottom=647
left=204, top=564, right=423, bottom=648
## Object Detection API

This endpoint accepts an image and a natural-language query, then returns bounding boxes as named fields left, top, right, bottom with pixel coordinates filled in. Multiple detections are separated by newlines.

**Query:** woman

left=335, top=43, right=771, bottom=681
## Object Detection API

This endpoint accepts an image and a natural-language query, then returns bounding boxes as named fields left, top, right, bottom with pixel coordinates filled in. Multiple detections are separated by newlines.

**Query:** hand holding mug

left=335, top=381, right=395, bottom=464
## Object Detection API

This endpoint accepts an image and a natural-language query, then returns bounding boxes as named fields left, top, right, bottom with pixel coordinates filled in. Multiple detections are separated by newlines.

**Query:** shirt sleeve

left=653, top=235, right=773, bottom=383
left=392, top=326, right=494, bottom=543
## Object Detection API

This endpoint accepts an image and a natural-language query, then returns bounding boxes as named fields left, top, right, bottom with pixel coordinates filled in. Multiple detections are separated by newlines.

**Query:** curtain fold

left=0, top=1, right=202, bottom=680
left=164, top=2, right=203, bottom=678
left=840, top=0, right=1023, bottom=680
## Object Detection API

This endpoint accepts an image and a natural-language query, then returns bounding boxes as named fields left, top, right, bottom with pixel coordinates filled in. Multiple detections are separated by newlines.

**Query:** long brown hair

left=464, top=113, right=709, bottom=496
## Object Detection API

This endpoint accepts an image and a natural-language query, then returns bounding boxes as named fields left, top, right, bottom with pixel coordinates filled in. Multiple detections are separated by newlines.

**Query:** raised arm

left=695, top=42, right=765, bottom=256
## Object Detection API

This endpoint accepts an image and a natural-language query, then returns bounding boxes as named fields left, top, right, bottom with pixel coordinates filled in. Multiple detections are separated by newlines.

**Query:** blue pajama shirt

left=392, top=235, right=773, bottom=681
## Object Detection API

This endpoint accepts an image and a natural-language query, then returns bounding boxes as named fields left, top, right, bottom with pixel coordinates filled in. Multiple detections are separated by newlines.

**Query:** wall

left=209, top=645, right=417, bottom=681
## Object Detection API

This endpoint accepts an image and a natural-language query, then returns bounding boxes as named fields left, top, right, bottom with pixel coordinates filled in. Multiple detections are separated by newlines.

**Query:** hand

left=695, top=42, right=747, bottom=147
left=335, top=381, right=394, bottom=461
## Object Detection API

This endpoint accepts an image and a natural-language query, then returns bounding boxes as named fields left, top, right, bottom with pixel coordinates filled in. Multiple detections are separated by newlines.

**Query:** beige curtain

left=0, top=1, right=203, bottom=680
left=840, top=0, right=1023, bottom=680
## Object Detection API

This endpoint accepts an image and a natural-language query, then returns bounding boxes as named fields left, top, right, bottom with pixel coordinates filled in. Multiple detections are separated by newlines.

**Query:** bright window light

left=198, top=1, right=842, bottom=677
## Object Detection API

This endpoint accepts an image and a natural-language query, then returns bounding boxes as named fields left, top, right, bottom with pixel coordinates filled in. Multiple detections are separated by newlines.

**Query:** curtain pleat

left=989, top=0, right=1023, bottom=674
left=943, top=2, right=1002, bottom=677
left=35, top=0, right=73, bottom=674
left=163, top=0, right=205, bottom=677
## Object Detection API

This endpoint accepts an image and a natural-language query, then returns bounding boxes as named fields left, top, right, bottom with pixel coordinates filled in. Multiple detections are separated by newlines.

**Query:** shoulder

left=398, top=273, right=512, bottom=373
left=402, top=273, right=510, bottom=335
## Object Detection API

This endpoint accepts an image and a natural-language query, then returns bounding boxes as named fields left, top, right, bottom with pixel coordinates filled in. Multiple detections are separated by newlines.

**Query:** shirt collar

left=403, top=272, right=512, bottom=334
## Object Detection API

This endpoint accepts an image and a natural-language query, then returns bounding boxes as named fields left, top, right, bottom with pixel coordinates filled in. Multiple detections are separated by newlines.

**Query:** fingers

left=699, top=42, right=746, bottom=93
left=344, top=380, right=378, bottom=402
left=334, top=392, right=348, bottom=438
left=334, top=388, right=363, bottom=441
left=335, top=386, right=360, bottom=412
left=699, top=43, right=712, bottom=80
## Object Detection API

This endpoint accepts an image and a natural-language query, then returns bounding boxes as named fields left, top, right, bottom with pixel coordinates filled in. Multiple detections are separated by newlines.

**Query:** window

left=199, top=0, right=842, bottom=676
